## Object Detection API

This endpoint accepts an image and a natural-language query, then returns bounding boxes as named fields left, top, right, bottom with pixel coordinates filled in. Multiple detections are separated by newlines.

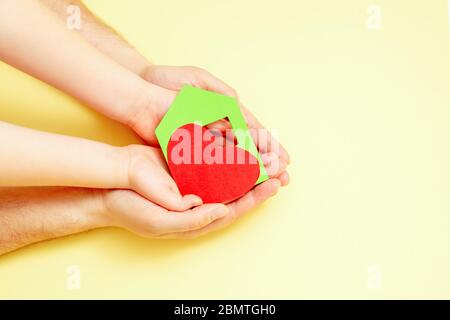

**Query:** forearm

left=0, top=0, right=151, bottom=123
left=40, top=0, right=151, bottom=76
left=0, top=121, right=128, bottom=189
left=0, top=187, right=108, bottom=255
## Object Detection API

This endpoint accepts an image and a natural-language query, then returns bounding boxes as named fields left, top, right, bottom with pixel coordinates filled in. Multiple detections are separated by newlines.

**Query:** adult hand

left=102, top=179, right=281, bottom=239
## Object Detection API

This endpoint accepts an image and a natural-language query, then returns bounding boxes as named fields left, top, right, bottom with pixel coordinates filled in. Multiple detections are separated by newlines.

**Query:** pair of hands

left=0, top=0, right=289, bottom=246
left=104, top=66, right=290, bottom=239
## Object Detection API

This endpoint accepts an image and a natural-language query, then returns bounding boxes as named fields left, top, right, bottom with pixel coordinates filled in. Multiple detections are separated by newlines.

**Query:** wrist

left=117, top=144, right=145, bottom=193
left=112, top=145, right=133, bottom=190
left=81, top=188, right=115, bottom=228
left=122, top=82, right=177, bottom=145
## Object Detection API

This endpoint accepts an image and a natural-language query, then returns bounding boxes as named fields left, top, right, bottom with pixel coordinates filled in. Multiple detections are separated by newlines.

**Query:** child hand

left=124, top=144, right=203, bottom=211
left=124, top=65, right=240, bottom=146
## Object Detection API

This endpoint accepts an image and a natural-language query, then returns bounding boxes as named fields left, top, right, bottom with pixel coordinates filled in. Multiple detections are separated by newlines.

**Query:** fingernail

left=184, top=194, right=203, bottom=206
left=191, top=195, right=203, bottom=206
left=280, top=172, right=290, bottom=186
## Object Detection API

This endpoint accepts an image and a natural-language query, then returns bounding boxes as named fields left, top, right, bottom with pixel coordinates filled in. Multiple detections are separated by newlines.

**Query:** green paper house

left=156, top=85, right=268, bottom=185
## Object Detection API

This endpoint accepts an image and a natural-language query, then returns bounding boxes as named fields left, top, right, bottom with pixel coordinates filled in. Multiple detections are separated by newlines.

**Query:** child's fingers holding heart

left=125, top=144, right=203, bottom=211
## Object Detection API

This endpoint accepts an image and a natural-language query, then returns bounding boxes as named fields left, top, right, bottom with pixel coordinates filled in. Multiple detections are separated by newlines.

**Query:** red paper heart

left=167, top=123, right=260, bottom=204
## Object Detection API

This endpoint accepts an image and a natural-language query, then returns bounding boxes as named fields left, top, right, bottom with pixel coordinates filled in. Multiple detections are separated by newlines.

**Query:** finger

left=260, top=151, right=289, bottom=177
left=155, top=203, right=230, bottom=234
left=147, top=184, right=203, bottom=212
left=135, top=167, right=203, bottom=211
left=142, top=65, right=186, bottom=91
left=146, top=65, right=238, bottom=98
left=206, top=119, right=232, bottom=132
left=228, top=178, right=281, bottom=219
left=209, top=107, right=291, bottom=170
left=243, top=107, right=290, bottom=164
left=249, top=127, right=290, bottom=165
left=158, top=179, right=281, bottom=239
left=195, top=69, right=238, bottom=98
left=276, top=171, right=290, bottom=187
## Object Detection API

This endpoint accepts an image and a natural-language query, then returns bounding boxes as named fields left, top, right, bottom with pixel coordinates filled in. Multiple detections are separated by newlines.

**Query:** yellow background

left=1, top=0, right=450, bottom=299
